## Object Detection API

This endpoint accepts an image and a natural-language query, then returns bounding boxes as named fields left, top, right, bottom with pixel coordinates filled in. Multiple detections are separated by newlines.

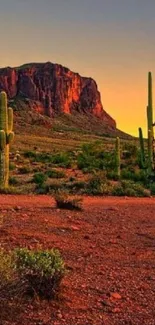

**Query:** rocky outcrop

left=0, top=62, right=116, bottom=128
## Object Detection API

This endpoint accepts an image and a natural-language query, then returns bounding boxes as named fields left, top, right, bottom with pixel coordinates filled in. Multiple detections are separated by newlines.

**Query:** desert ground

left=0, top=195, right=155, bottom=325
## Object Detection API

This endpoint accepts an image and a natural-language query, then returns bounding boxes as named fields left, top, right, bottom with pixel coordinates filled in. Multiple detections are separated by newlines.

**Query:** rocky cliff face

left=0, top=62, right=116, bottom=128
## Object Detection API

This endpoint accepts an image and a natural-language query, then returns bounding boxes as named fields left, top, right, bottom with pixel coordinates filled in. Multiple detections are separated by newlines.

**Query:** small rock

left=110, top=292, right=122, bottom=300
left=112, top=308, right=121, bottom=313
left=21, top=214, right=28, bottom=218
left=71, top=226, right=80, bottom=231
left=14, top=206, right=22, bottom=211
left=57, top=312, right=63, bottom=319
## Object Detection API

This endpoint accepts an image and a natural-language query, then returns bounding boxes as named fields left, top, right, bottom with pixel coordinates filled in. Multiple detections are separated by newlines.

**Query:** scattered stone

left=110, top=292, right=122, bottom=300
left=112, top=307, right=121, bottom=313
left=14, top=206, right=22, bottom=211
left=71, top=226, right=80, bottom=231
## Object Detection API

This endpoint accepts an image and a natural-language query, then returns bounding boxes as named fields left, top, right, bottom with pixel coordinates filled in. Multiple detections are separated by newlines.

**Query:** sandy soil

left=0, top=195, right=155, bottom=325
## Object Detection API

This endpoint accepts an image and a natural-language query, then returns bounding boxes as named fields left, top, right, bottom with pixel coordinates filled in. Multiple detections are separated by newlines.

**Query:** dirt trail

left=0, top=195, right=155, bottom=325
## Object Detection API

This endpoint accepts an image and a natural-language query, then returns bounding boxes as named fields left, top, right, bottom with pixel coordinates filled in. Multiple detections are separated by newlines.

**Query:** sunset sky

left=0, top=0, right=155, bottom=136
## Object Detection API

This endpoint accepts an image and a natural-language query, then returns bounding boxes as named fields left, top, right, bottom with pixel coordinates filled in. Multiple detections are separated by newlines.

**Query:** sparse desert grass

left=54, top=191, right=83, bottom=210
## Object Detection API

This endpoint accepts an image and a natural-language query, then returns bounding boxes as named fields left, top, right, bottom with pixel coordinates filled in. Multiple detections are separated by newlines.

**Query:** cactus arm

left=8, top=107, right=13, bottom=132
left=0, top=130, right=6, bottom=150
left=148, top=72, right=154, bottom=139
left=7, top=131, right=14, bottom=144
left=148, top=130, right=153, bottom=174
left=0, top=92, right=8, bottom=131
left=148, top=72, right=153, bottom=112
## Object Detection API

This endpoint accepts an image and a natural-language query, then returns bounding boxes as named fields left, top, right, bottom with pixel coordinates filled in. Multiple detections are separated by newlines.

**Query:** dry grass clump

left=54, top=191, right=83, bottom=210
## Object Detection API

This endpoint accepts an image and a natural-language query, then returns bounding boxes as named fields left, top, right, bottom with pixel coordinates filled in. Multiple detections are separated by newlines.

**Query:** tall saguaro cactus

left=147, top=72, right=154, bottom=139
left=139, top=72, right=155, bottom=175
left=147, top=72, right=154, bottom=172
left=0, top=91, right=14, bottom=189
left=115, top=137, right=120, bottom=177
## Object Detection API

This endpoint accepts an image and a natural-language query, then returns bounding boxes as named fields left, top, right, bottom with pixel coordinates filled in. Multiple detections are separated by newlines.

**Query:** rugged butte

left=0, top=62, right=131, bottom=138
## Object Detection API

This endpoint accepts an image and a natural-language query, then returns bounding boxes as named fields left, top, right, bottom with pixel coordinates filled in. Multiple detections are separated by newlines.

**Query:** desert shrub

left=112, top=184, right=125, bottom=196
left=121, top=169, right=133, bottom=180
left=51, top=153, right=71, bottom=168
left=66, top=181, right=86, bottom=192
left=77, top=142, right=115, bottom=172
left=35, top=184, right=50, bottom=194
left=150, top=183, right=155, bottom=195
left=123, top=187, right=137, bottom=197
left=0, top=249, right=14, bottom=287
left=9, top=177, right=19, bottom=185
left=24, top=151, right=37, bottom=159
left=112, top=180, right=150, bottom=197
left=48, top=182, right=64, bottom=192
left=106, top=170, right=120, bottom=180
left=54, top=191, right=83, bottom=210
left=131, top=183, right=150, bottom=197
left=86, top=174, right=111, bottom=195
left=9, top=162, right=16, bottom=171
left=122, top=143, right=138, bottom=158
left=45, top=169, right=65, bottom=178
left=24, top=151, right=53, bottom=163
left=33, top=172, right=47, bottom=185
left=121, top=169, right=147, bottom=184
left=14, top=248, right=65, bottom=299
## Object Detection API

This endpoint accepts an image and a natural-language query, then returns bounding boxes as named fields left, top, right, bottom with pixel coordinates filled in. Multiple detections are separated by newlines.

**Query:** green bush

left=24, top=151, right=37, bottom=159
left=86, top=174, right=111, bottom=195
left=9, top=162, right=16, bottom=171
left=9, top=177, right=19, bottom=185
left=112, top=184, right=125, bottom=196
left=35, top=184, right=50, bottom=194
left=51, top=153, right=71, bottom=168
left=77, top=142, right=115, bottom=172
left=24, top=151, right=53, bottom=163
left=150, top=183, right=155, bottom=195
left=122, top=143, right=138, bottom=158
left=112, top=180, right=150, bottom=197
left=66, top=181, right=86, bottom=192
left=106, top=170, right=120, bottom=180
left=45, top=169, right=65, bottom=178
left=15, top=248, right=65, bottom=299
left=121, top=169, right=147, bottom=183
left=33, top=172, right=47, bottom=185
left=0, top=249, right=14, bottom=287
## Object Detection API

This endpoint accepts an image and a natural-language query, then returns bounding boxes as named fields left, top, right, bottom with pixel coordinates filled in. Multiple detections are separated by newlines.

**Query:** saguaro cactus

left=147, top=72, right=154, bottom=139
left=148, top=130, right=153, bottom=174
left=115, top=137, right=120, bottom=177
left=138, top=127, right=145, bottom=168
left=147, top=72, right=155, bottom=172
left=0, top=91, right=14, bottom=189
left=139, top=72, right=155, bottom=174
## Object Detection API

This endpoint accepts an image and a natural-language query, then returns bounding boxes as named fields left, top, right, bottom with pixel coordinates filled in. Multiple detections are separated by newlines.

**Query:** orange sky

left=0, top=0, right=155, bottom=137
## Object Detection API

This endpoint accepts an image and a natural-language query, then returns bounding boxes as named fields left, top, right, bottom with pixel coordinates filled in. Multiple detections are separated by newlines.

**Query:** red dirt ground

left=0, top=195, right=155, bottom=325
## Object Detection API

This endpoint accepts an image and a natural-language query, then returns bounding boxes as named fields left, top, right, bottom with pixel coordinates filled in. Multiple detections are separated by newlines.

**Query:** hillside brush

left=115, top=137, right=120, bottom=177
